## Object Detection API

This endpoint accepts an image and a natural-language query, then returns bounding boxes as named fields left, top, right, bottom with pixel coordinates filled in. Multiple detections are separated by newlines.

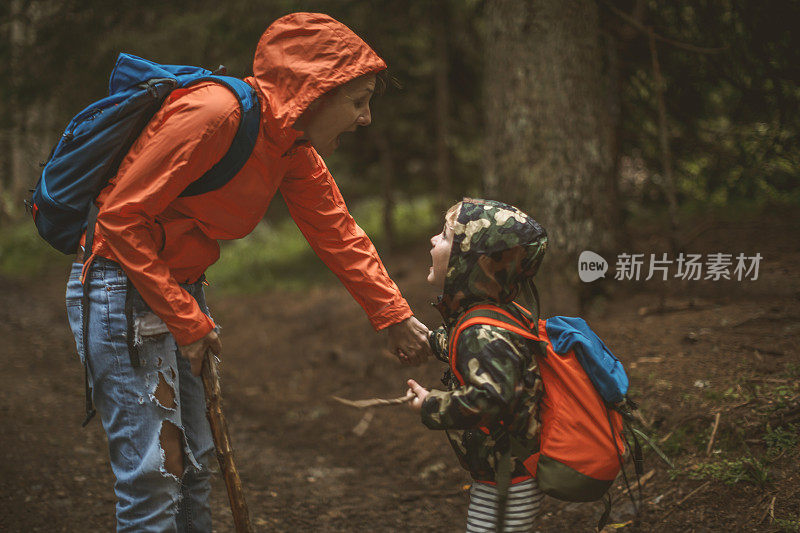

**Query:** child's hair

left=444, top=201, right=462, bottom=231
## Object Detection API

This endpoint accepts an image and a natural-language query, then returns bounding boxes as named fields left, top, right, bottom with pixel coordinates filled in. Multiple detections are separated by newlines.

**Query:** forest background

left=0, top=1, right=799, bottom=531
left=1, top=0, right=797, bottom=294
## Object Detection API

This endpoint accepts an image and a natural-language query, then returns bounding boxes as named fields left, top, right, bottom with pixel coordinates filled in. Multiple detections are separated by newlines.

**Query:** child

left=407, top=198, right=549, bottom=532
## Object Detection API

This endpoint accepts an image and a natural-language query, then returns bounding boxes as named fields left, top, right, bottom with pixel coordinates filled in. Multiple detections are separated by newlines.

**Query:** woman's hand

left=387, top=316, right=432, bottom=366
left=178, top=330, right=222, bottom=376
left=406, top=379, right=429, bottom=411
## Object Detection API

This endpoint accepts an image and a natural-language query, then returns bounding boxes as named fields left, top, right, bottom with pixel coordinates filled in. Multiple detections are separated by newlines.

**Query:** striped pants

left=466, top=478, right=543, bottom=532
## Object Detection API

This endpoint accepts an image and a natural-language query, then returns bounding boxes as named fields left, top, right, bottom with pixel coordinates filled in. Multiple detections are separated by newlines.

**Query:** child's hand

left=406, top=379, right=429, bottom=411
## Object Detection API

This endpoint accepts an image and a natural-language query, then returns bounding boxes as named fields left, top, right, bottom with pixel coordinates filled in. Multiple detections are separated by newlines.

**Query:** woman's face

left=297, top=74, right=376, bottom=157
left=428, top=224, right=453, bottom=290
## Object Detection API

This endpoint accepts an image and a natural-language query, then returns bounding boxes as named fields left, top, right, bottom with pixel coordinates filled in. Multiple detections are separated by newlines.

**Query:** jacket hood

left=248, top=13, right=387, bottom=153
left=435, top=198, right=548, bottom=324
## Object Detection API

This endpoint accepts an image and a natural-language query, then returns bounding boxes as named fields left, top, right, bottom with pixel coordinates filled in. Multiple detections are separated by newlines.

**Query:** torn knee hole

left=153, top=371, right=177, bottom=410
left=159, top=420, right=185, bottom=478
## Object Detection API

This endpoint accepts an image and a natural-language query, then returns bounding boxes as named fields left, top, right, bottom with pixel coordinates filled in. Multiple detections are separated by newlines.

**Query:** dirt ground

left=1, top=207, right=798, bottom=532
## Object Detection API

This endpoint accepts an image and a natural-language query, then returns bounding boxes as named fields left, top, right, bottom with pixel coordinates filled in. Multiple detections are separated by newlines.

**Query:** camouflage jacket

left=421, top=199, right=548, bottom=483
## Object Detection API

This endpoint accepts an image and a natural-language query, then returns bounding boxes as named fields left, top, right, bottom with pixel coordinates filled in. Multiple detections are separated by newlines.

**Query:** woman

left=66, top=12, right=430, bottom=531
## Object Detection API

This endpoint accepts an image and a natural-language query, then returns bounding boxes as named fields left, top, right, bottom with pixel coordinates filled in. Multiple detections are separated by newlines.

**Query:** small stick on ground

left=769, top=496, right=776, bottom=524
left=621, top=469, right=656, bottom=495
left=706, top=412, right=722, bottom=456
left=633, top=408, right=653, bottom=429
left=637, top=300, right=713, bottom=316
left=675, top=481, right=711, bottom=507
left=352, top=410, right=375, bottom=437
left=332, top=394, right=413, bottom=409
left=661, top=481, right=711, bottom=521
left=649, top=487, right=676, bottom=505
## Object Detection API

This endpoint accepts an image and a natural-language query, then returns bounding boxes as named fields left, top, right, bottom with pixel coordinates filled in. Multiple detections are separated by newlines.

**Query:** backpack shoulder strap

left=447, top=303, right=540, bottom=386
left=179, top=75, right=261, bottom=197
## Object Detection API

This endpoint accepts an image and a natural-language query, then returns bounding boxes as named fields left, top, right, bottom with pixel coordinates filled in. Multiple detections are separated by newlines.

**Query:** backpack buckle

left=138, top=78, right=178, bottom=99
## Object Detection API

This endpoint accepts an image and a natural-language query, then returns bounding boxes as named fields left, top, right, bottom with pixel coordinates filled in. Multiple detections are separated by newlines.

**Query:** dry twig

left=759, top=494, right=778, bottom=524
left=621, top=469, right=656, bottom=495
left=637, top=301, right=713, bottom=317
left=706, top=412, right=722, bottom=456
left=331, top=394, right=413, bottom=409
left=769, top=496, right=776, bottom=524
left=746, top=377, right=792, bottom=384
left=676, top=481, right=711, bottom=507
left=661, top=481, right=711, bottom=521
left=602, top=1, right=729, bottom=53
left=352, top=410, right=374, bottom=437
left=633, top=408, right=653, bottom=429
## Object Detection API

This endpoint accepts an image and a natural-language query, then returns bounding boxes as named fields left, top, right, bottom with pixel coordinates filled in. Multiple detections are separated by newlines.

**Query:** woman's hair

left=329, top=70, right=391, bottom=96
left=444, top=201, right=462, bottom=230
left=374, top=70, right=388, bottom=95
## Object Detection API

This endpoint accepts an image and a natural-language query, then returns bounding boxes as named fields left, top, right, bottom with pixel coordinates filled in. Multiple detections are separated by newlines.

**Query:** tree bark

left=433, top=0, right=451, bottom=213
left=375, top=128, right=396, bottom=252
left=649, top=29, right=679, bottom=252
left=3, top=1, right=54, bottom=223
left=3, top=0, right=27, bottom=222
left=484, top=0, right=619, bottom=313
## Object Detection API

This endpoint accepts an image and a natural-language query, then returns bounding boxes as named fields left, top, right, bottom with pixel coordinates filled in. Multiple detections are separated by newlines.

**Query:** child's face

left=427, top=224, right=453, bottom=289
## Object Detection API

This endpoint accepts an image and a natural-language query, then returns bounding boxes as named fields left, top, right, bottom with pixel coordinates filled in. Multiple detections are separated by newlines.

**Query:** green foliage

left=772, top=386, right=797, bottom=409
left=0, top=221, right=68, bottom=279
left=1, top=0, right=485, bottom=214
left=207, top=195, right=437, bottom=292
left=763, top=425, right=799, bottom=459
left=775, top=515, right=800, bottom=532
left=3, top=0, right=799, bottom=252
left=660, top=428, right=690, bottom=457
left=689, top=457, right=770, bottom=486
left=618, top=0, right=800, bottom=209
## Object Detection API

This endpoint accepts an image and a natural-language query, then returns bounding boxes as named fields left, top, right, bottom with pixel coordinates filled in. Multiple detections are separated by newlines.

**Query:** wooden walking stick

left=201, top=352, right=253, bottom=533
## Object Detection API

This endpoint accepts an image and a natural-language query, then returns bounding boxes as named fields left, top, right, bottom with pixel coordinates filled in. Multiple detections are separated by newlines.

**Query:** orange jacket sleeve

left=94, top=84, right=241, bottom=345
left=280, top=147, right=413, bottom=330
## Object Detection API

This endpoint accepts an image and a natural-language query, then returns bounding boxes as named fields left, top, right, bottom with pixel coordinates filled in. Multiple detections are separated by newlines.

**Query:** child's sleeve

left=420, top=324, right=524, bottom=430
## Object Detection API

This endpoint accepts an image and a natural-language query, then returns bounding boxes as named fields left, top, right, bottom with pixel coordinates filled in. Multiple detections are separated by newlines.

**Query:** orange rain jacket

left=85, top=13, right=412, bottom=346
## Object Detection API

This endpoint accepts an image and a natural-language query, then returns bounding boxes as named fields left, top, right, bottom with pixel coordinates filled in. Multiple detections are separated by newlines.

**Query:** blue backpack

left=544, top=315, right=630, bottom=404
left=30, top=53, right=261, bottom=255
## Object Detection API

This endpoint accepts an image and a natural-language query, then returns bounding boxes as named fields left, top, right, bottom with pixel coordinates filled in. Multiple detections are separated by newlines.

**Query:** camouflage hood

left=434, top=199, right=548, bottom=325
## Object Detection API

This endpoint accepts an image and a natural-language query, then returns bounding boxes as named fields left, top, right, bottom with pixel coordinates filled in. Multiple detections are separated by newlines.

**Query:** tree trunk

left=3, top=0, right=50, bottom=223
left=433, top=0, right=451, bottom=213
left=649, top=29, right=679, bottom=252
left=484, top=0, right=619, bottom=314
left=2, top=0, right=27, bottom=222
left=375, top=129, right=396, bottom=252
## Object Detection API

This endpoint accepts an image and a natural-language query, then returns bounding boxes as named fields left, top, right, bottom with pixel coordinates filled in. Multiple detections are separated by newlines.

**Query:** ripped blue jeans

left=66, top=258, right=215, bottom=532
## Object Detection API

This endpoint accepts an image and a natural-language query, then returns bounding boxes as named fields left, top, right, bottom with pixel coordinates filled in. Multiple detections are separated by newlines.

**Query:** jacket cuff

left=368, top=297, right=413, bottom=331
left=171, top=313, right=216, bottom=346
left=420, top=389, right=449, bottom=430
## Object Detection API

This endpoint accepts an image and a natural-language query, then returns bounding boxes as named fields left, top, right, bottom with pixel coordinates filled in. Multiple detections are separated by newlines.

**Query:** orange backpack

left=448, top=303, right=634, bottom=503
